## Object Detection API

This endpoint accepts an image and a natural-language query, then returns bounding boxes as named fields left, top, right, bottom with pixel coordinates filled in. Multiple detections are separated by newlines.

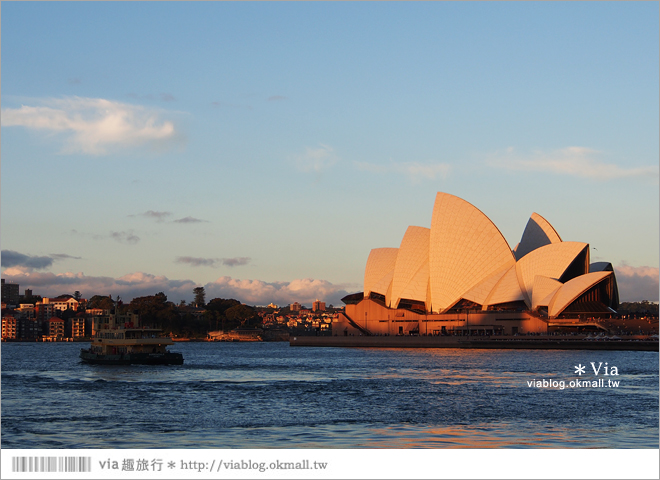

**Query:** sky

left=1, top=2, right=658, bottom=306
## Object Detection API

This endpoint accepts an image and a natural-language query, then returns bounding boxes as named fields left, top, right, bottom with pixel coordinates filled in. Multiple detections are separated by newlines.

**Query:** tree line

left=85, top=289, right=261, bottom=338
left=617, top=301, right=659, bottom=316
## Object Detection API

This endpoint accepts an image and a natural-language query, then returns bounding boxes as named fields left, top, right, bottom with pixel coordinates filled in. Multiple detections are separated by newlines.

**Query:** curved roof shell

left=461, top=264, right=510, bottom=306
left=429, top=193, right=515, bottom=313
left=590, top=262, right=613, bottom=272
left=548, top=271, right=613, bottom=317
left=390, top=226, right=430, bottom=308
left=483, top=264, right=526, bottom=307
left=514, top=213, right=562, bottom=260
left=363, top=248, right=398, bottom=298
left=379, top=272, right=395, bottom=303
left=531, top=275, right=563, bottom=310
left=515, top=241, right=589, bottom=308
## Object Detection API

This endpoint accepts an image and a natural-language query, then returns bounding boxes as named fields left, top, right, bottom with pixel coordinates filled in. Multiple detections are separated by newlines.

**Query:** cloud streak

left=73, top=229, right=140, bottom=245
left=129, top=211, right=207, bottom=224
left=2, top=251, right=55, bottom=270
left=49, top=253, right=82, bottom=261
left=487, top=147, right=659, bottom=181
left=130, top=210, right=173, bottom=222
left=294, top=144, right=338, bottom=173
left=173, top=216, right=208, bottom=224
left=1, top=96, right=183, bottom=155
left=108, top=231, right=140, bottom=245
left=175, top=257, right=251, bottom=268
left=355, top=160, right=451, bottom=182
left=1, top=250, right=81, bottom=271
left=221, top=257, right=251, bottom=267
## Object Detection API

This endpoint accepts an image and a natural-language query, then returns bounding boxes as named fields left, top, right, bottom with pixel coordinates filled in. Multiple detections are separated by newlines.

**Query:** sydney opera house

left=338, top=192, right=619, bottom=336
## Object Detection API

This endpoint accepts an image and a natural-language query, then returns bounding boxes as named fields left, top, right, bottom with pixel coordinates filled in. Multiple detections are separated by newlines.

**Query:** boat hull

left=80, top=349, right=184, bottom=365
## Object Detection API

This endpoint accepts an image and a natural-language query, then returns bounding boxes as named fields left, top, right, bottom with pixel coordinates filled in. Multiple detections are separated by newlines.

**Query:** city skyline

left=1, top=2, right=658, bottom=306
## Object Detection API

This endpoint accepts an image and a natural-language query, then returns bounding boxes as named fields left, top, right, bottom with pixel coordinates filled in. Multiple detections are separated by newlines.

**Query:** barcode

left=11, top=456, right=92, bottom=473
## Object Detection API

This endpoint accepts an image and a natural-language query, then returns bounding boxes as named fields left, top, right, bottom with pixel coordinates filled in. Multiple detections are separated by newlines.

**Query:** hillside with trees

left=121, top=290, right=260, bottom=338
left=617, top=300, right=659, bottom=317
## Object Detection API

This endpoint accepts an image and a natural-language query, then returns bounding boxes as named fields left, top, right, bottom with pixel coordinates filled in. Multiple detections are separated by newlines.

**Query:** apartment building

left=1, top=315, right=18, bottom=340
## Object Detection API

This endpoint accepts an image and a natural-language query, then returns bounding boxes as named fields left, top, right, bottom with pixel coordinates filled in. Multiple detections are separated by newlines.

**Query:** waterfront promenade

left=290, top=334, right=659, bottom=351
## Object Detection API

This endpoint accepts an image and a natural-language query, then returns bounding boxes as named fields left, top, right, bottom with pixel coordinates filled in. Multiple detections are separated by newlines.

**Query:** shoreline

left=289, top=335, right=659, bottom=351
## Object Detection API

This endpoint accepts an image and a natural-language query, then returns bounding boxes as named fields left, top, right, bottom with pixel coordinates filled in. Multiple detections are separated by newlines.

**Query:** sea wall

left=290, top=335, right=658, bottom=351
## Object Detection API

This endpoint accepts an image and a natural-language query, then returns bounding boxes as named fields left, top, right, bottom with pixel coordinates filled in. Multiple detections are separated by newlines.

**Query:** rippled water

left=1, top=342, right=658, bottom=448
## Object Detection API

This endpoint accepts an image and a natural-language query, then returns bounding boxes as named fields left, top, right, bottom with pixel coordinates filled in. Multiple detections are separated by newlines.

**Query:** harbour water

left=1, top=342, right=658, bottom=449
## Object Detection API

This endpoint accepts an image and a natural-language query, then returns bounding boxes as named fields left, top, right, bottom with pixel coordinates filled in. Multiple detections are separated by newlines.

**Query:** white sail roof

left=363, top=248, right=398, bottom=298
left=483, top=264, right=526, bottom=307
left=548, top=271, right=613, bottom=317
left=531, top=275, right=563, bottom=310
left=374, top=270, right=395, bottom=300
left=514, top=212, right=562, bottom=260
left=515, top=241, right=588, bottom=308
left=390, top=226, right=430, bottom=308
left=429, top=193, right=515, bottom=313
left=461, top=264, right=510, bottom=306
left=357, top=192, right=619, bottom=318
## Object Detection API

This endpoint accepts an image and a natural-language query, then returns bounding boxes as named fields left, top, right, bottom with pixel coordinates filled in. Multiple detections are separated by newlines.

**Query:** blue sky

left=2, top=2, right=658, bottom=305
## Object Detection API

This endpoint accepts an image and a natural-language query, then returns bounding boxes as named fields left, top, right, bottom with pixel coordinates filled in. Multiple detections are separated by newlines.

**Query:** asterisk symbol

left=574, top=364, right=586, bottom=375
left=168, top=462, right=176, bottom=469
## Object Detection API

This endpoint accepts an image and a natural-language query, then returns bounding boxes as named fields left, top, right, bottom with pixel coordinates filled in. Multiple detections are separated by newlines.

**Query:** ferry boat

left=80, top=306, right=183, bottom=365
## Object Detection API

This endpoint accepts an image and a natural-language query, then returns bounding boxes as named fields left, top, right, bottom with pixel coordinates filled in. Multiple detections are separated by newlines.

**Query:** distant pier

left=290, top=335, right=659, bottom=351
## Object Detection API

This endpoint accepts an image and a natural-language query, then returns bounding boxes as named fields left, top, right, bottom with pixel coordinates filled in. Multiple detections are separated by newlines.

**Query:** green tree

left=206, top=297, right=240, bottom=314
left=205, top=298, right=242, bottom=332
left=225, top=304, right=259, bottom=329
left=20, top=294, right=42, bottom=305
left=59, top=308, right=77, bottom=321
left=193, top=287, right=206, bottom=307
left=128, top=292, right=179, bottom=331
left=87, top=295, right=115, bottom=310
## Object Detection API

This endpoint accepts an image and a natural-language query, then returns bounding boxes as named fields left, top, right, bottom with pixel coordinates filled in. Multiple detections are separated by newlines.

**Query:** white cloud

left=205, top=276, right=356, bottom=306
left=294, top=144, right=338, bottom=173
left=615, top=263, right=659, bottom=279
left=0, top=270, right=198, bottom=302
left=0, top=269, right=357, bottom=306
left=2, top=96, right=183, bottom=155
left=487, top=146, right=659, bottom=181
left=355, top=160, right=451, bottom=182
left=614, top=262, right=659, bottom=302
